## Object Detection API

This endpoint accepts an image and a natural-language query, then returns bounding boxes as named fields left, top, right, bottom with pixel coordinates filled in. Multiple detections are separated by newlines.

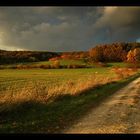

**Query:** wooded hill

left=0, top=50, right=60, bottom=64
left=0, top=42, right=140, bottom=64
left=89, top=42, right=140, bottom=62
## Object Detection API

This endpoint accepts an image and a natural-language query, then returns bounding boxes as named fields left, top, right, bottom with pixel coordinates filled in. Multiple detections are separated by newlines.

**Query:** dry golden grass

left=111, top=67, right=138, bottom=79
left=0, top=69, right=138, bottom=112
left=0, top=75, right=116, bottom=110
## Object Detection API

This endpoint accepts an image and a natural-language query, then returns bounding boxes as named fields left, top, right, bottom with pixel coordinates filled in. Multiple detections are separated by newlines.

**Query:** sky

left=0, top=7, right=140, bottom=52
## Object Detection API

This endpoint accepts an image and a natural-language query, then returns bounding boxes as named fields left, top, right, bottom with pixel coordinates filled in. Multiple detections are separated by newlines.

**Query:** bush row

left=0, top=64, right=89, bottom=69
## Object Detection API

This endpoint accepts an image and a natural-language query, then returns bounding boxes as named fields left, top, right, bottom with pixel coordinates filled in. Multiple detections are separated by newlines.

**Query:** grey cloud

left=0, top=7, right=140, bottom=51
left=91, top=7, right=140, bottom=43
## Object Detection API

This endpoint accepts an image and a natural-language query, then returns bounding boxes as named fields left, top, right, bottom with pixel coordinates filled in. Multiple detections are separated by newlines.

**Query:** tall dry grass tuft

left=111, top=67, right=138, bottom=79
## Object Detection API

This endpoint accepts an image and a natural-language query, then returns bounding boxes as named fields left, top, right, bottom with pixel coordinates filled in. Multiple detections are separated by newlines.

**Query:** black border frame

left=0, top=0, right=140, bottom=139
left=0, top=0, right=140, bottom=6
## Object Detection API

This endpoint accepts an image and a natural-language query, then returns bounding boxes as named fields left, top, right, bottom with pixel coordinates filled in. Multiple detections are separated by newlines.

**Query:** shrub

left=40, top=64, right=51, bottom=69
left=0, top=66, right=4, bottom=69
left=49, top=57, right=60, bottom=61
left=96, top=62, right=108, bottom=67
left=16, top=64, right=23, bottom=69
left=61, top=65, right=67, bottom=69
left=67, top=64, right=87, bottom=69
left=10, top=66, right=17, bottom=69
left=51, top=60, right=60, bottom=69
left=29, top=57, right=37, bottom=62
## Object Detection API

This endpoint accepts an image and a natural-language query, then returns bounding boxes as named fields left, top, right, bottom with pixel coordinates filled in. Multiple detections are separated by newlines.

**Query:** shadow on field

left=0, top=73, right=140, bottom=133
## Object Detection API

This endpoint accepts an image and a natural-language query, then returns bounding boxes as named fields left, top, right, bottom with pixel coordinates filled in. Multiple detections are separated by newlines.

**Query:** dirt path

left=63, top=77, right=140, bottom=133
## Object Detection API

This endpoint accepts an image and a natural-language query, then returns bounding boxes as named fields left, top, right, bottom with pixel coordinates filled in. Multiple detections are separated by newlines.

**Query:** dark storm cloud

left=0, top=7, right=140, bottom=51
left=91, top=7, right=140, bottom=44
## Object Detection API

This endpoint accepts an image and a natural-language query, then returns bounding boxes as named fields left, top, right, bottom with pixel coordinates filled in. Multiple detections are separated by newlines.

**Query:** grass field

left=107, top=62, right=130, bottom=68
left=0, top=68, right=116, bottom=91
left=33, top=59, right=87, bottom=65
left=0, top=62, right=139, bottom=133
left=1, top=59, right=131, bottom=69
left=0, top=59, right=88, bottom=69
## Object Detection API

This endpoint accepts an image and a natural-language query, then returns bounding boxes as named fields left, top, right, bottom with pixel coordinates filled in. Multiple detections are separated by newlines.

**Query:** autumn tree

left=89, top=46, right=104, bottom=62
left=127, top=50, right=135, bottom=62
left=89, top=42, right=140, bottom=62
left=133, top=48, right=140, bottom=62
left=127, top=48, right=140, bottom=63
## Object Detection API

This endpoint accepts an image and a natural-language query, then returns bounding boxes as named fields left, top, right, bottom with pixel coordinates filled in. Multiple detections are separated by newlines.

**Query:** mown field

left=0, top=62, right=139, bottom=133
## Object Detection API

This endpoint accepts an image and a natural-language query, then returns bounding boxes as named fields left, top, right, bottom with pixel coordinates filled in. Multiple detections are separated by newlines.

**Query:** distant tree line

left=0, top=50, right=60, bottom=64
left=0, top=50, right=89, bottom=64
left=89, top=42, right=140, bottom=63
left=1, top=42, right=140, bottom=65
left=60, top=51, right=89, bottom=59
